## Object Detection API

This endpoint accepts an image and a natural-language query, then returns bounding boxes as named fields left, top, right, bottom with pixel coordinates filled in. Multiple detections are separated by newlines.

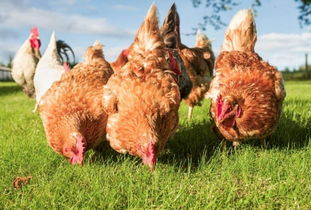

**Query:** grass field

left=0, top=81, right=311, bottom=209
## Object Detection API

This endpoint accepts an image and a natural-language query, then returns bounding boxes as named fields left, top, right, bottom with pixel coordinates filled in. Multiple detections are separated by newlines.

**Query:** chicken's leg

left=260, top=138, right=267, bottom=149
left=232, top=141, right=240, bottom=149
left=32, top=103, right=38, bottom=113
left=221, top=140, right=227, bottom=151
left=187, top=106, right=193, bottom=120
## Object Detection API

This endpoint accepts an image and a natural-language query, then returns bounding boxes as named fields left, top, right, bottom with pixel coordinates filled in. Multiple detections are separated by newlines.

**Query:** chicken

left=34, top=32, right=74, bottom=109
left=39, top=41, right=113, bottom=164
left=111, top=5, right=192, bottom=100
left=103, top=4, right=180, bottom=171
left=207, top=9, right=286, bottom=147
left=160, top=5, right=192, bottom=99
left=11, top=27, right=41, bottom=97
left=161, top=4, right=215, bottom=119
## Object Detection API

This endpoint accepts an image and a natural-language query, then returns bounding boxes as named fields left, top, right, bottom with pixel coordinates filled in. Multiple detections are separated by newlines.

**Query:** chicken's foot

left=32, top=103, right=38, bottom=113
left=260, top=138, right=267, bottom=149
left=221, top=140, right=227, bottom=152
left=232, top=141, right=240, bottom=149
left=187, top=106, right=193, bottom=120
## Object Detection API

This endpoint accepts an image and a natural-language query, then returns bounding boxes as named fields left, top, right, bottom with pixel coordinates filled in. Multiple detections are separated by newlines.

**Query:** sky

left=0, top=0, right=310, bottom=70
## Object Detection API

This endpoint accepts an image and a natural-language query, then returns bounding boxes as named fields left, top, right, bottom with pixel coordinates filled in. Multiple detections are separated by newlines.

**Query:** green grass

left=0, top=81, right=311, bottom=209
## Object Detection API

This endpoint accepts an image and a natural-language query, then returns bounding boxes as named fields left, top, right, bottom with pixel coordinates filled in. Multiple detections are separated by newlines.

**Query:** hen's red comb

left=76, top=134, right=85, bottom=153
left=69, top=134, right=85, bottom=165
left=30, top=27, right=39, bottom=38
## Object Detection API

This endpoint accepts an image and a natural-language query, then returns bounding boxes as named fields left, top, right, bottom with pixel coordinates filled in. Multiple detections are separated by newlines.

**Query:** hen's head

left=216, top=95, right=242, bottom=127
left=62, top=132, right=85, bottom=165
left=29, top=27, right=41, bottom=50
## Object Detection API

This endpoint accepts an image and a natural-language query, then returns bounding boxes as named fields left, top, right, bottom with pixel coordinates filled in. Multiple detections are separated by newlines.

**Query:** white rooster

left=34, top=31, right=74, bottom=110
left=12, top=27, right=41, bottom=97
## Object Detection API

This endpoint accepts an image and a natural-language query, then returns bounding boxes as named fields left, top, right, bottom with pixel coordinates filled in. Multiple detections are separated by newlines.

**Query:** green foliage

left=282, top=64, right=311, bottom=80
left=0, top=81, right=310, bottom=208
left=0, top=56, right=13, bottom=69
left=191, top=0, right=311, bottom=32
left=296, top=0, right=311, bottom=26
left=6, top=56, right=13, bottom=69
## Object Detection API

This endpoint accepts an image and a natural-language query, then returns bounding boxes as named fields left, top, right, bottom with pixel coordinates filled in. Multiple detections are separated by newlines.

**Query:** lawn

left=0, top=81, right=311, bottom=209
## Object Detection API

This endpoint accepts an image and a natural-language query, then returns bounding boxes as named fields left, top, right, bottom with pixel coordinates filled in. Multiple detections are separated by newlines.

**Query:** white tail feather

left=93, top=40, right=103, bottom=48
left=221, top=9, right=257, bottom=52
left=195, top=30, right=212, bottom=49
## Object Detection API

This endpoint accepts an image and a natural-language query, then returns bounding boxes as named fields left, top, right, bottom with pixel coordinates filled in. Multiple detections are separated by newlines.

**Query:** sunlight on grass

left=0, top=81, right=310, bottom=208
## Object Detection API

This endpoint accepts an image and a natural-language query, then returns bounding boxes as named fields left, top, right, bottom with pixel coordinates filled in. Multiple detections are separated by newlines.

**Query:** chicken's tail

left=42, top=32, right=75, bottom=67
left=161, top=3, right=180, bottom=49
left=221, top=9, right=257, bottom=52
left=92, top=40, right=103, bottom=50
left=56, top=40, right=75, bottom=66
left=195, top=30, right=212, bottom=49
left=84, top=40, right=104, bottom=64
left=134, top=4, right=163, bottom=54
left=161, top=3, right=193, bottom=99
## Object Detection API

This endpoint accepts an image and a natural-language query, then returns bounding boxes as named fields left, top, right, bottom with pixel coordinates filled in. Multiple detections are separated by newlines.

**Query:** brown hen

left=39, top=41, right=113, bottom=164
left=103, top=4, right=180, bottom=171
left=161, top=4, right=215, bottom=119
left=208, top=9, right=286, bottom=147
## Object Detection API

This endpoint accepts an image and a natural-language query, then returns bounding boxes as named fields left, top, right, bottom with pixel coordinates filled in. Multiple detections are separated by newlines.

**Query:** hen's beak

left=216, top=112, right=226, bottom=126
left=34, top=48, right=41, bottom=60
left=217, top=105, right=241, bottom=126
left=218, top=117, right=225, bottom=125
left=143, top=158, right=156, bottom=172
left=70, top=155, right=84, bottom=165
left=217, top=110, right=235, bottom=125
left=142, top=142, right=157, bottom=172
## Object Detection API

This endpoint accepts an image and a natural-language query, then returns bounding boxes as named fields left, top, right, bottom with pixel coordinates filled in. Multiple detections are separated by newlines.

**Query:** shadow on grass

left=159, top=119, right=220, bottom=171
left=267, top=113, right=311, bottom=150
left=87, top=141, right=142, bottom=169
left=88, top=141, right=123, bottom=162
left=82, top=106, right=310, bottom=171
left=160, top=111, right=310, bottom=171
left=219, top=111, right=311, bottom=151
left=0, top=83, right=21, bottom=97
left=87, top=120, right=220, bottom=171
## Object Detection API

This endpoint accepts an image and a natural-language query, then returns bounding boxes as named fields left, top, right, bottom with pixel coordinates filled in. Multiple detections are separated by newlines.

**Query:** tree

left=297, top=0, right=311, bottom=27
left=6, top=55, right=13, bottom=68
left=191, top=0, right=311, bottom=32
